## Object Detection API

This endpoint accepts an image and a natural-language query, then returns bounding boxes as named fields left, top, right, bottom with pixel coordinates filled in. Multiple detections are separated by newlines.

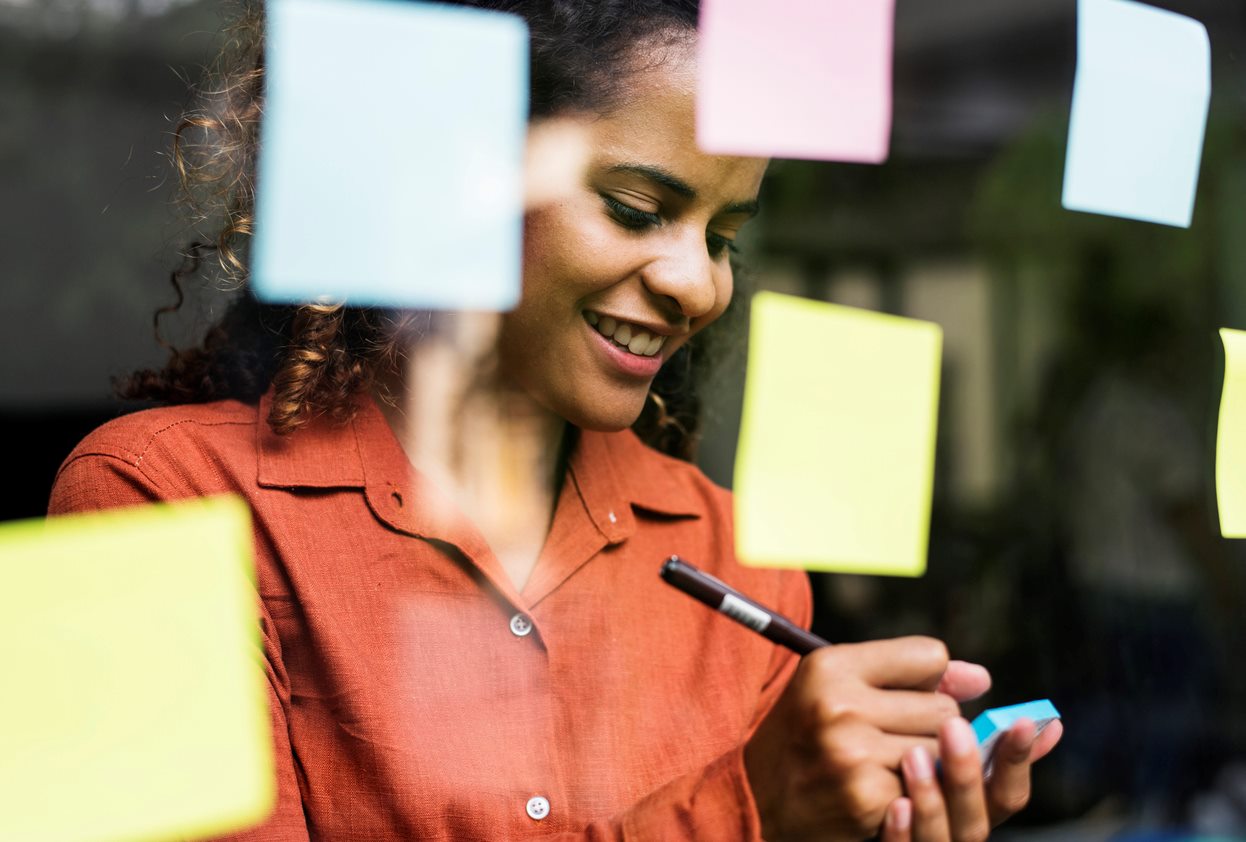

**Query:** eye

left=601, top=194, right=661, bottom=230
left=707, top=232, right=740, bottom=260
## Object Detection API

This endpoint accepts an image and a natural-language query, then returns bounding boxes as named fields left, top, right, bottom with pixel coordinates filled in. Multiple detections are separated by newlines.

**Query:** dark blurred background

left=5, top=0, right=1246, bottom=837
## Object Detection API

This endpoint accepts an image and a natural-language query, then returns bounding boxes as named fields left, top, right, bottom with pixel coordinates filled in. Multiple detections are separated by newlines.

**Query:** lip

left=585, top=319, right=665, bottom=378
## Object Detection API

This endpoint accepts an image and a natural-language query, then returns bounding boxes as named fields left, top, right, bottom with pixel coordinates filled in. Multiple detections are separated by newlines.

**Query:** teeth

left=587, top=312, right=669, bottom=357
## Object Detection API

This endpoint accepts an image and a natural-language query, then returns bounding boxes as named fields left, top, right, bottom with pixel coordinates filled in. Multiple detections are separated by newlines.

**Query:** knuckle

left=907, top=770, right=941, bottom=808
left=962, top=821, right=991, bottom=842
left=935, top=693, right=960, bottom=721
left=817, top=728, right=870, bottom=773
left=789, top=658, right=835, bottom=701
left=811, top=695, right=857, bottom=727
left=995, top=785, right=1032, bottom=815
left=795, top=651, right=836, bottom=693
left=913, top=787, right=940, bottom=812
left=945, top=758, right=979, bottom=788
left=806, top=645, right=841, bottom=674
left=842, top=779, right=886, bottom=826
left=912, top=636, right=950, bottom=671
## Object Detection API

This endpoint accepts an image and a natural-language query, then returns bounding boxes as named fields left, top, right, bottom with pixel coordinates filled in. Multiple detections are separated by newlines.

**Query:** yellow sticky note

left=734, top=292, right=942, bottom=576
left=1217, top=328, right=1246, bottom=538
left=0, top=496, right=274, bottom=842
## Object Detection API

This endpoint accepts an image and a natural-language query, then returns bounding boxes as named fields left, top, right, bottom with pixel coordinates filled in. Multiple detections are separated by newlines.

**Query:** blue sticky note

left=1062, top=0, right=1211, bottom=228
left=972, top=699, right=1061, bottom=776
left=253, top=0, right=528, bottom=309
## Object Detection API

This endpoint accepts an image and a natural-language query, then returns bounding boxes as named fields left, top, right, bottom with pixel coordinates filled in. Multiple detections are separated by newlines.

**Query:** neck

left=374, top=324, right=568, bottom=592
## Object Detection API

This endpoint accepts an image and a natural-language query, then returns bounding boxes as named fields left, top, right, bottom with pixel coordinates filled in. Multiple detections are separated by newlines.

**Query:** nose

left=639, top=227, right=719, bottom=321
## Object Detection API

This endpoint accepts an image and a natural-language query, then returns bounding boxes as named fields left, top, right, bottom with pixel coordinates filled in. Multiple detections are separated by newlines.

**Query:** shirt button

left=509, top=613, right=533, bottom=637
left=526, top=795, right=550, bottom=820
left=607, top=510, right=617, bottom=524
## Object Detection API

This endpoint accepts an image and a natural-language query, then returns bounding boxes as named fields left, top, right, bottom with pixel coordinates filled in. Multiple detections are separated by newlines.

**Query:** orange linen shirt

left=49, top=393, right=811, bottom=841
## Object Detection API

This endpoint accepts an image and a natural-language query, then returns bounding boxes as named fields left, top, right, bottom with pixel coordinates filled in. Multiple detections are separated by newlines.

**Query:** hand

left=878, top=716, right=1064, bottom=842
left=743, top=636, right=972, bottom=842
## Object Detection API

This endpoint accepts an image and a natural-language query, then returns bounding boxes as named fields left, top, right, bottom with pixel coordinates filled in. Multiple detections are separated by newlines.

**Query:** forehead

left=585, top=41, right=767, bottom=202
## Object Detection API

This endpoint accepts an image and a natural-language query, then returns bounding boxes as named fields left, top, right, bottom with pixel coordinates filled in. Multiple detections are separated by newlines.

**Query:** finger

left=936, top=661, right=992, bottom=702
left=800, top=748, right=904, bottom=838
left=1031, top=719, right=1063, bottom=762
left=816, top=716, right=941, bottom=772
left=814, top=636, right=950, bottom=690
left=880, top=798, right=913, bottom=842
left=846, top=766, right=908, bottom=836
left=986, top=718, right=1038, bottom=825
left=902, top=746, right=951, bottom=842
left=938, top=718, right=991, bottom=842
left=874, top=734, right=942, bottom=769
left=844, top=687, right=961, bottom=736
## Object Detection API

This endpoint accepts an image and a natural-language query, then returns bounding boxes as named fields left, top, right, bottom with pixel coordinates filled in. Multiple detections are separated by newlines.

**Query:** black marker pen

left=659, top=556, right=829, bottom=655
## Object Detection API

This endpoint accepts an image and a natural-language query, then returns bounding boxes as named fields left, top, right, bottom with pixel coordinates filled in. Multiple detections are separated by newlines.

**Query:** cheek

left=521, top=203, right=636, bottom=306
left=522, top=207, right=580, bottom=294
left=520, top=207, right=565, bottom=290
left=512, top=210, right=577, bottom=335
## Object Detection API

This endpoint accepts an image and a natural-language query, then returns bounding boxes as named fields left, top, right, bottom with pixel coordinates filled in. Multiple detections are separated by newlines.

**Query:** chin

left=555, top=397, right=647, bottom=433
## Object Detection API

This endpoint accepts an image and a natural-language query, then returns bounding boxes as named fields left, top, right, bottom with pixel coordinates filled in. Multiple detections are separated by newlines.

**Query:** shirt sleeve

left=49, top=452, right=313, bottom=842
left=549, top=570, right=813, bottom=842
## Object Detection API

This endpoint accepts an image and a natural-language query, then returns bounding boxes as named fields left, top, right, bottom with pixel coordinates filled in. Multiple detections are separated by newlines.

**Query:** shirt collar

left=255, top=390, right=704, bottom=533
left=255, top=390, right=368, bottom=489
left=255, top=389, right=423, bottom=542
left=569, top=427, right=703, bottom=545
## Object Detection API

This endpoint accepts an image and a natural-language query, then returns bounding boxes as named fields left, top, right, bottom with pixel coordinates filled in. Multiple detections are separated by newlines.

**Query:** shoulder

left=51, top=400, right=259, bottom=512
left=62, top=400, right=256, bottom=463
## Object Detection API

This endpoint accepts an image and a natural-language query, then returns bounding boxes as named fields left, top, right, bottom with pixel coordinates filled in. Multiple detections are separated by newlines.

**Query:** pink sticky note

left=697, top=0, right=894, bottom=163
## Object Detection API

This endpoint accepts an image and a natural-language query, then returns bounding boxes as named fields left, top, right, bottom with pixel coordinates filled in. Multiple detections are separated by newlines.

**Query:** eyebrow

left=606, top=163, right=761, bottom=219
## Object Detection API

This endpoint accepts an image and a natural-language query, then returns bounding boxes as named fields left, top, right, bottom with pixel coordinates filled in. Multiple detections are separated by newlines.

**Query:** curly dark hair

left=123, top=0, right=746, bottom=460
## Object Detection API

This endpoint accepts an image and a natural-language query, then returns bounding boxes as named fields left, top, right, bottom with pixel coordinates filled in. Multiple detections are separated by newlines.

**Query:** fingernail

left=904, top=746, right=934, bottom=782
left=891, top=798, right=912, bottom=831
left=945, top=717, right=976, bottom=757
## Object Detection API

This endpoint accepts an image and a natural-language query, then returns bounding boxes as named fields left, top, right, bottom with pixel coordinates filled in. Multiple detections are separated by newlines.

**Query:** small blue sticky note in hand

left=972, top=700, right=1061, bottom=777
left=253, top=0, right=528, bottom=309
left=1062, top=0, right=1211, bottom=228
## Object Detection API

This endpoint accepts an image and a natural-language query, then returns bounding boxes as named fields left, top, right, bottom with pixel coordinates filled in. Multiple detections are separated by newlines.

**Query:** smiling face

left=497, top=39, right=768, bottom=431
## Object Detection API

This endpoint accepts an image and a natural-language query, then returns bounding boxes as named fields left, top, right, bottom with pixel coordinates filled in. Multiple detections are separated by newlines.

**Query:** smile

left=584, top=311, right=667, bottom=357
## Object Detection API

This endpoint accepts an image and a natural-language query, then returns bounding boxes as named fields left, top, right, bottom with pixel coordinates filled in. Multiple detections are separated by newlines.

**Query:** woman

left=50, top=1, right=1059, bottom=839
